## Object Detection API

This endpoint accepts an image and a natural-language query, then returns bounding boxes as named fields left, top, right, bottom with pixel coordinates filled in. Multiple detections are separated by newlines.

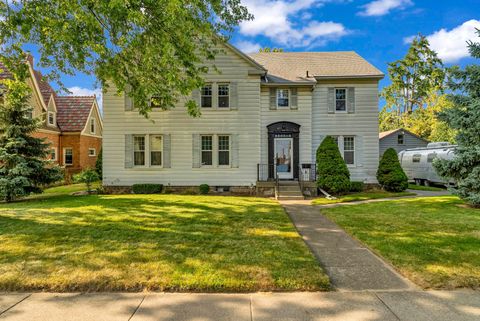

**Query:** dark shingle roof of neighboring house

left=32, top=69, right=56, bottom=106
left=55, top=96, right=96, bottom=132
left=379, top=128, right=429, bottom=142
left=249, top=51, right=384, bottom=83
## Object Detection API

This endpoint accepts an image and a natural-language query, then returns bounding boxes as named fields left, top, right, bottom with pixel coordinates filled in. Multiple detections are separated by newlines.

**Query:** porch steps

left=276, top=181, right=304, bottom=200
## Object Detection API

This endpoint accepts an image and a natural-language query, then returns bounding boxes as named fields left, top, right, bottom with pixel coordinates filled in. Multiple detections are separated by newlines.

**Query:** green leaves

left=316, top=136, right=351, bottom=195
left=0, top=0, right=252, bottom=117
left=376, top=148, right=408, bottom=192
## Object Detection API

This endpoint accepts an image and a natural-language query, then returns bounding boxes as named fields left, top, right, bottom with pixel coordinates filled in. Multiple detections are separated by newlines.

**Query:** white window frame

left=217, top=83, right=230, bottom=109
left=149, top=134, right=163, bottom=167
left=90, top=118, right=96, bottom=134
left=88, top=148, right=96, bottom=157
left=276, top=89, right=290, bottom=108
left=201, top=135, right=213, bottom=167
left=217, top=135, right=231, bottom=167
left=63, top=148, right=73, bottom=166
left=201, top=84, right=213, bottom=108
left=133, top=135, right=146, bottom=167
left=47, top=111, right=56, bottom=126
left=50, top=147, right=57, bottom=161
left=335, top=88, right=347, bottom=113
left=343, top=136, right=355, bottom=166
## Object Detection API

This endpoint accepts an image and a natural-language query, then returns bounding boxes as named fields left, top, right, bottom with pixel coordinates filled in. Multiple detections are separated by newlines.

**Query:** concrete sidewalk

left=1, top=290, right=480, bottom=321
left=280, top=200, right=416, bottom=291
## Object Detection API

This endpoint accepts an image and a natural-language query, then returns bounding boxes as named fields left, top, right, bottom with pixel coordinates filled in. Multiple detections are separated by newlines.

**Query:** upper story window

left=90, top=118, right=96, bottom=134
left=64, top=148, right=73, bottom=165
left=335, top=88, right=346, bottom=112
left=150, top=135, right=163, bottom=166
left=201, top=85, right=212, bottom=108
left=398, top=134, right=404, bottom=145
left=47, top=111, right=56, bottom=126
left=277, top=89, right=289, bottom=108
left=134, top=135, right=146, bottom=166
left=218, top=84, right=230, bottom=108
left=218, top=135, right=230, bottom=166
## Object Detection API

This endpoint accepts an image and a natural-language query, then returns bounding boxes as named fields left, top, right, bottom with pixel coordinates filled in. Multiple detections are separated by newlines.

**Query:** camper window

left=427, top=153, right=436, bottom=163
left=412, top=154, right=421, bottom=163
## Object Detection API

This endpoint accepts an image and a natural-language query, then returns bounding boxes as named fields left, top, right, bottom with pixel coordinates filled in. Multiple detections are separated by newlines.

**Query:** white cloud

left=239, top=0, right=349, bottom=48
left=359, top=0, right=412, bottom=17
left=421, top=20, right=480, bottom=63
left=235, top=40, right=262, bottom=53
left=67, top=86, right=103, bottom=112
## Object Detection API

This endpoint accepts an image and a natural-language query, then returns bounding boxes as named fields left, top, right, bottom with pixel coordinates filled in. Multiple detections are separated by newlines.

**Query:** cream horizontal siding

left=103, top=46, right=261, bottom=187
left=312, top=81, right=380, bottom=183
left=260, top=87, right=313, bottom=165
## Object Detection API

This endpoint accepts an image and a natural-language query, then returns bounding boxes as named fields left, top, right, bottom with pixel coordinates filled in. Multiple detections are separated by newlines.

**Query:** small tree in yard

left=0, top=60, right=62, bottom=202
left=377, top=148, right=408, bottom=192
left=95, top=148, right=102, bottom=178
left=316, top=136, right=350, bottom=194
left=73, top=168, right=99, bottom=194
left=433, top=29, right=480, bottom=207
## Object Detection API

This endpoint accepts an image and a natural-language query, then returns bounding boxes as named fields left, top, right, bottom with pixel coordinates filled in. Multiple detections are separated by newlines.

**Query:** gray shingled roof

left=249, top=51, right=384, bottom=83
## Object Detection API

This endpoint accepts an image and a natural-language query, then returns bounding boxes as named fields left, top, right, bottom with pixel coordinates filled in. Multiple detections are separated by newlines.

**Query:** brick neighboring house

left=0, top=57, right=103, bottom=176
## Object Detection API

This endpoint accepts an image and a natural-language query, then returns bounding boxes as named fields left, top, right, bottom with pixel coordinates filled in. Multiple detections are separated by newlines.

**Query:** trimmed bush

left=73, top=168, right=100, bottom=194
left=349, top=181, right=365, bottom=192
left=199, top=184, right=210, bottom=195
left=132, top=183, right=163, bottom=194
left=377, top=148, right=408, bottom=192
left=316, top=136, right=351, bottom=194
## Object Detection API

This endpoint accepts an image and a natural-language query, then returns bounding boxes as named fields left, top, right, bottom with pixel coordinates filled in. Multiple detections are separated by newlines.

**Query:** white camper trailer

left=398, top=142, right=456, bottom=186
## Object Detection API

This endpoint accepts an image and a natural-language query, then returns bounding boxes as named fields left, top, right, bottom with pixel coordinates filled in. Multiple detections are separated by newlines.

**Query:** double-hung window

left=218, top=84, right=230, bottom=108
left=48, top=111, right=56, bottom=126
left=335, top=88, right=346, bottom=112
left=133, top=135, right=146, bottom=166
left=201, top=85, right=212, bottom=108
left=150, top=135, right=163, bottom=166
left=64, top=148, right=73, bottom=166
left=201, top=135, right=213, bottom=166
left=277, top=89, right=289, bottom=108
left=343, top=136, right=355, bottom=165
left=218, top=135, right=230, bottom=166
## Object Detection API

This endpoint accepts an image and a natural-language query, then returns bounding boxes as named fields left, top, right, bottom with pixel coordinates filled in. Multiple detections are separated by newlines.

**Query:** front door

left=274, top=137, right=293, bottom=179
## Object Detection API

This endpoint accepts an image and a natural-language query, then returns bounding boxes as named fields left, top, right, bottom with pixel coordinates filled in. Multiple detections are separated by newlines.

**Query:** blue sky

left=32, top=0, right=480, bottom=109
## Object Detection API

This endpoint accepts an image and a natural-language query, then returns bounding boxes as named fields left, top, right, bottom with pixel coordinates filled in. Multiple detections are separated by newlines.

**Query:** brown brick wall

left=32, top=131, right=61, bottom=164
left=79, top=135, right=102, bottom=170
left=59, top=134, right=81, bottom=175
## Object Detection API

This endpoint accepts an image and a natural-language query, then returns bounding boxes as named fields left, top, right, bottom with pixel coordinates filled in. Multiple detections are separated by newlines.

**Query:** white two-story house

left=102, top=42, right=383, bottom=195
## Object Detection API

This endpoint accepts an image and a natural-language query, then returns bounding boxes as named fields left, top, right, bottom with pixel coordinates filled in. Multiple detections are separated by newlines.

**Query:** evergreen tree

left=0, top=58, right=62, bottom=202
left=433, top=29, right=480, bottom=206
left=376, top=148, right=408, bottom=192
left=95, top=148, right=102, bottom=178
left=316, top=136, right=350, bottom=194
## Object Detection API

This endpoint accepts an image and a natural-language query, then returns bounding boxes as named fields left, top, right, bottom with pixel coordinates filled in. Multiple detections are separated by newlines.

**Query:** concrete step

left=278, top=186, right=302, bottom=192
left=278, top=180, right=300, bottom=186
left=278, top=191, right=304, bottom=196
left=278, top=195, right=305, bottom=200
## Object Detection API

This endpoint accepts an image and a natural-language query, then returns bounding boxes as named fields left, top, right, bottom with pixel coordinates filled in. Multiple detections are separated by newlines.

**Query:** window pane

left=201, top=136, right=212, bottom=151
left=150, top=135, right=162, bottom=151
left=397, top=134, right=404, bottom=144
left=218, top=84, right=229, bottom=108
left=218, top=136, right=229, bottom=150
left=219, top=151, right=229, bottom=165
left=336, top=89, right=346, bottom=100
left=134, top=152, right=145, bottom=166
left=335, top=100, right=346, bottom=111
left=65, top=149, right=73, bottom=164
left=277, top=89, right=289, bottom=107
left=344, top=151, right=354, bottom=164
left=201, top=96, right=212, bottom=108
left=134, top=136, right=145, bottom=151
left=151, top=151, right=162, bottom=166
left=218, top=135, right=230, bottom=165
left=202, top=151, right=212, bottom=165
left=344, top=136, right=354, bottom=151
left=413, top=154, right=421, bottom=163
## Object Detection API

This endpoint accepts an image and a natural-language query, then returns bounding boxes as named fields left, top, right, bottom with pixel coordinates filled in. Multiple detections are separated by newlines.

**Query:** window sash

left=201, top=135, right=213, bottom=166
left=64, top=148, right=73, bottom=165
left=48, top=112, right=55, bottom=125
left=343, top=136, right=355, bottom=165
left=277, top=89, right=289, bottom=107
left=218, top=84, right=230, bottom=108
left=335, top=89, right=346, bottom=112
left=218, top=135, right=230, bottom=166
left=201, top=85, right=213, bottom=108
left=150, top=135, right=163, bottom=166
left=133, top=136, right=146, bottom=166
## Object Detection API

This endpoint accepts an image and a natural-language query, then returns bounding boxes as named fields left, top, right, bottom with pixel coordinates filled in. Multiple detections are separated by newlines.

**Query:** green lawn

left=407, top=183, right=445, bottom=192
left=321, top=196, right=480, bottom=289
left=0, top=185, right=328, bottom=292
left=312, top=190, right=416, bottom=205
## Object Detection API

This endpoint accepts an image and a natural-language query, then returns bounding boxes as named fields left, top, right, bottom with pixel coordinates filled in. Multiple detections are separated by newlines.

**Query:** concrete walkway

left=280, top=199, right=417, bottom=291
left=1, top=290, right=480, bottom=321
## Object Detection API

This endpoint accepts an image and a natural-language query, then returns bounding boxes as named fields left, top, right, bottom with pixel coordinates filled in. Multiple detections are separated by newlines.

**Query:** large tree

left=0, top=60, right=63, bottom=202
left=0, top=0, right=252, bottom=117
left=381, top=35, right=445, bottom=119
left=434, top=29, right=480, bottom=206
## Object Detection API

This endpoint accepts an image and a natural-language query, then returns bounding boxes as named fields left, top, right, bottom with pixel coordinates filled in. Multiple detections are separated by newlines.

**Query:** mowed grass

left=407, top=183, right=445, bottom=192
left=312, top=190, right=415, bottom=205
left=321, top=196, right=480, bottom=289
left=0, top=187, right=328, bottom=292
